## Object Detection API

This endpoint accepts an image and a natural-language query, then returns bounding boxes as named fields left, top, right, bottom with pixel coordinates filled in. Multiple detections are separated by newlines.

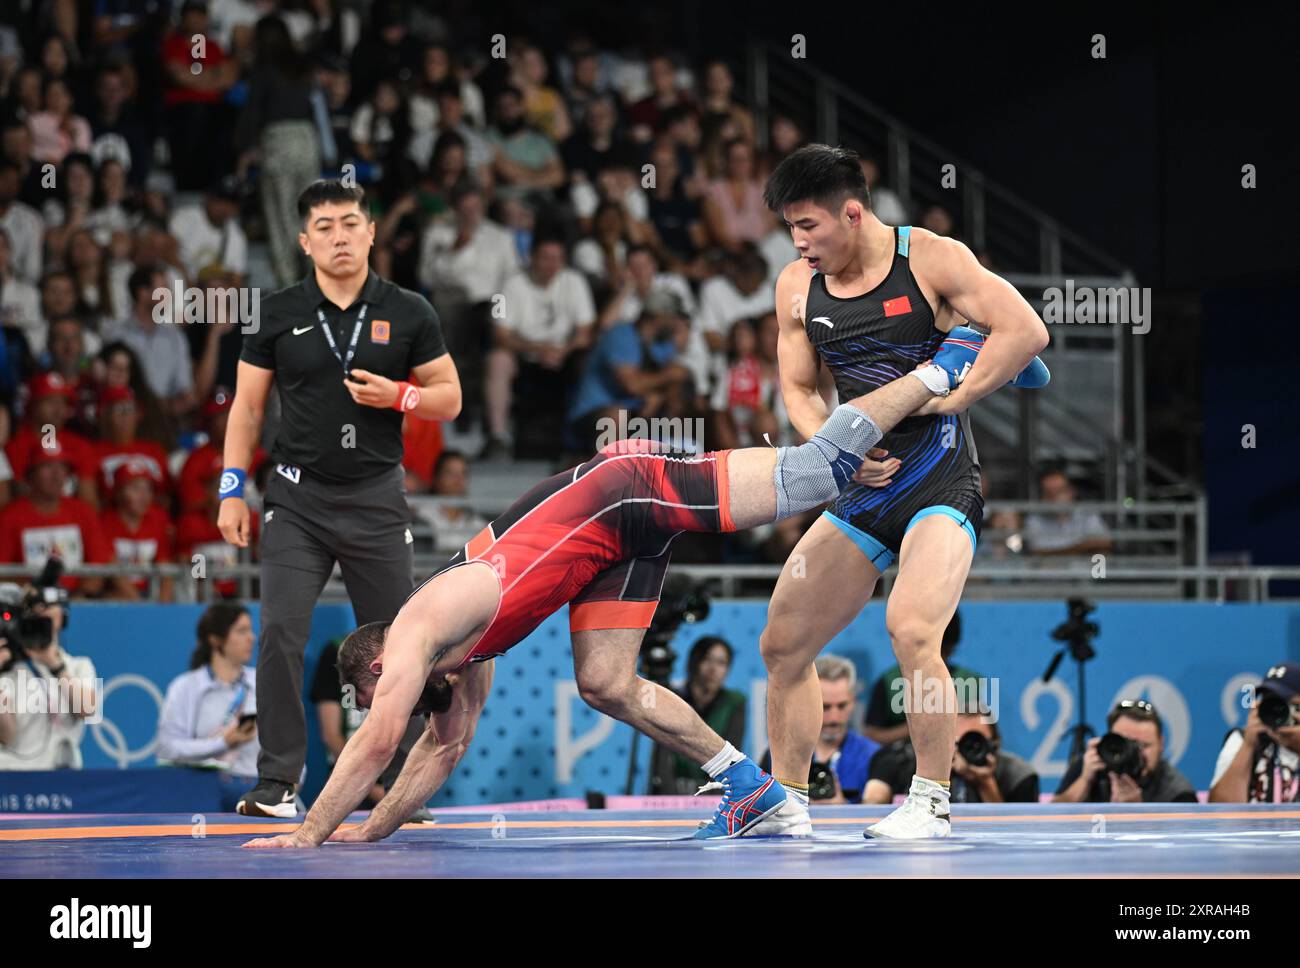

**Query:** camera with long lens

left=1097, top=732, right=1144, bottom=779
left=957, top=730, right=993, bottom=767
left=639, top=575, right=711, bottom=687
left=0, top=557, right=70, bottom=672
left=808, top=761, right=836, bottom=800
left=1257, top=692, right=1294, bottom=730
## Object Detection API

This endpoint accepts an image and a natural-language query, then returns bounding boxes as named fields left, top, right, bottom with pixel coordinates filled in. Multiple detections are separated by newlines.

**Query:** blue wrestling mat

left=3, top=803, right=1298, bottom=878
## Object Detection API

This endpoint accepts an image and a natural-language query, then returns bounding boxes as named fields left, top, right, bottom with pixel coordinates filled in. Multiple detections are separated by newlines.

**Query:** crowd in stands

left=0, top=0, right=1086, bottom=595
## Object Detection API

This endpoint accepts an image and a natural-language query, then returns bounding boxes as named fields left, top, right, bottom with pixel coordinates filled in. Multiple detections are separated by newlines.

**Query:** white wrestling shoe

left=743, top=790, right=814, bottom=837
left=865, top=777, right=951, bottom=840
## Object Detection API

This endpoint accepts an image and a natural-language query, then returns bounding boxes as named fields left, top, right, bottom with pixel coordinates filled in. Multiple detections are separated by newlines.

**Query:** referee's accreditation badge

left=371, top=319, right=391, bottom=344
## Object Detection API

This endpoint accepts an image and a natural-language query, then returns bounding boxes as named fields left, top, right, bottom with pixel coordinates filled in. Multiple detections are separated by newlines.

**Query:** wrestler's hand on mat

left=242, top=831, right=317, bottom=849
left=1109, top=772, right=1143, bottom=803
left=852, top=448, right=899, bottom=487
left=326, top=825, right=382, bottom=844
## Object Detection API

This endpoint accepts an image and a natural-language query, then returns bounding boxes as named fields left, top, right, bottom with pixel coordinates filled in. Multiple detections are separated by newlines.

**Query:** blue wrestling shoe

left=931, top=326, right=1051, bottom=390
left=691, top=758, right=788, bottom=839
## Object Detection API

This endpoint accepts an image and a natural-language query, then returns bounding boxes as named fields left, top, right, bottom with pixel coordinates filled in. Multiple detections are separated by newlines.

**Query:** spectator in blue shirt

left=566, top=288, right=694, bottom=453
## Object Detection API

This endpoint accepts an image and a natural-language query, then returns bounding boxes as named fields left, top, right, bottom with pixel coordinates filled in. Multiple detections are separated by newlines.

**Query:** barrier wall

left=4, top=601, right=1296, bottom=809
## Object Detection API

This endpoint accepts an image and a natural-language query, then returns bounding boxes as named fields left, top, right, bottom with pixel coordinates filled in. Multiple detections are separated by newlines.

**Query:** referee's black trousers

left=256, top=463, right=416, bottom=785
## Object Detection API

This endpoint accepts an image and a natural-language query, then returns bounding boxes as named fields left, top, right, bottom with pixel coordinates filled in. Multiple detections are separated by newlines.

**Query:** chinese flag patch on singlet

left=882, top=296, right=912, bottom=317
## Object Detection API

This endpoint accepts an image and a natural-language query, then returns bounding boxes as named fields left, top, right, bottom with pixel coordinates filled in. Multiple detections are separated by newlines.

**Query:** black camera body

left=640, top=576, right=711, bottom=687
left=0, top=558, right=70, bottom=672
left=957, top=730, right=994, bottom=767
left=1097, top=731, right=1144, bottom=779
left=1257, top=691, right=1294, bottom=730
left=808, top=761, right=836, bottom=801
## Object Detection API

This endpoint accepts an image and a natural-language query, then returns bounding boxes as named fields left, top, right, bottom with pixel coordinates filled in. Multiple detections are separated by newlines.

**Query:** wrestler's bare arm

left=334, top=659, right=496, bottom=843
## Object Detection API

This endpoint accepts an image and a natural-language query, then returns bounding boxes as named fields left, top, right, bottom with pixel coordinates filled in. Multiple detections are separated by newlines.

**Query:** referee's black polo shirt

left=241, top=269, right=447, bottom=483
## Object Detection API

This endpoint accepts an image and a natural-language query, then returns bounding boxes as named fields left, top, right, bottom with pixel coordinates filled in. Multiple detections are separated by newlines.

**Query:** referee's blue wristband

left=219, top=468, right=247, bottom=499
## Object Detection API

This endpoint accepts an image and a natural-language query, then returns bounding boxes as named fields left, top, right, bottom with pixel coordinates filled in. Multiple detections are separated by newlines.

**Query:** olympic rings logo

left=90, top=674, right=165, bottom=769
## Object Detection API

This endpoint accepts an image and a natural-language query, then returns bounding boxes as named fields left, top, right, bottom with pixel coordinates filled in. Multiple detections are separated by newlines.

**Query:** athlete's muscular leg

left=884, top=515, right=974, bottom=784
left=760, top=515, right=880, bottom=786
left=571, top=628, right=727, bottom=763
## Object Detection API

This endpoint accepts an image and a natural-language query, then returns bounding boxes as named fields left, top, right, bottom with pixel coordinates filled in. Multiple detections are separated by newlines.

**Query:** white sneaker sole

left=864, top=819, right=950, bottom=840
left=745, top=804, right=813, bottom=838
left=237, top=799, right=299, bottom=818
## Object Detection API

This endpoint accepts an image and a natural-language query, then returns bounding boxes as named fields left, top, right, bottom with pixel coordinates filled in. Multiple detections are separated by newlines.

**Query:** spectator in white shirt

left=695, top=244, right=773, bottom=354
left=156, top=603, right=261, bottom=811
left=417, top=450, right=489, bottom=554
left=417, top=182, right=518, bottom=307
left=167, top=178, right=249, bottom=282
left=0, top=228, right=42, bottom=352
left=1023, top=469, right=1113, bottom=556
left=598, top=244, right=696, bottom=329
left=483, top=237, right=595, bottom=457
left=0, top=160, right=43, bottom=285
left=101, top=265, right=196, bottom=417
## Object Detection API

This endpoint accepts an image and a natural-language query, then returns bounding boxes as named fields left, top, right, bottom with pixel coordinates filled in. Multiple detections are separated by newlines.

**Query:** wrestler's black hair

left=762, top=143, right=871, bottom=215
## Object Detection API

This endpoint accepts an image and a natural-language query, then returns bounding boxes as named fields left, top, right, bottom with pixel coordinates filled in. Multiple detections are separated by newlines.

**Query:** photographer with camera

left=1209, top=663, right=1300, bottom=803
left=649, top=635, right=746, bottom=796
left=0, top=563, right=98, bottom=770
left=1053, top=699, right=1197, bottom=803
left=865, top=707, right=1038, bottom=804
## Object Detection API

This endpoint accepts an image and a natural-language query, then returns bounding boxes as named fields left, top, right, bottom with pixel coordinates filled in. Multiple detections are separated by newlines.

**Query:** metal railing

left=5, top=500, right=1292, bottom=602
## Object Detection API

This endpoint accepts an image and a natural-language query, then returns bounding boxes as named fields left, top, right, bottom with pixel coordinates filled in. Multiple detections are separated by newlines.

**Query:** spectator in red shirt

left=400, top=413, right=444, bottom=494
left=0, top=441, right=121, bottom=597
left=94, top=385, right=171, bottom=504
left=176, top=461, right=256, bottom=599
left=161, top=0, right=238, bottom=191
left=6, top=372, right=100, bottom=507
left=626, top=55, right=695, bottom=142
left=43, top=315, right=100, bottom=437
left=179, top=387, right=264, bottom=513
left=101, top=460, right=175, bottom=601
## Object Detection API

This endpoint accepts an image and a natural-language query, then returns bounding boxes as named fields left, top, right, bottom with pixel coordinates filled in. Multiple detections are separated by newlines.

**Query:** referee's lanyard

left=318, top=303, right=368, bottom=372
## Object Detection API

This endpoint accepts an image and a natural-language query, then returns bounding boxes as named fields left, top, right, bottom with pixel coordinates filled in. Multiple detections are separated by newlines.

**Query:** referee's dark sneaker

left=236, top=779, right=299, bottom=818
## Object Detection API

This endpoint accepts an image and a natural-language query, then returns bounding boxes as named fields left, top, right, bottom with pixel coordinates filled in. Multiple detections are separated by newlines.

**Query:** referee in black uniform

left=218, top=179, right=461, bottom=817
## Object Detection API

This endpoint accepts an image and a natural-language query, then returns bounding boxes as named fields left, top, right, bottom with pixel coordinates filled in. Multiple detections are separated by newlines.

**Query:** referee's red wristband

left=393, top=381, right=421, bottom=412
